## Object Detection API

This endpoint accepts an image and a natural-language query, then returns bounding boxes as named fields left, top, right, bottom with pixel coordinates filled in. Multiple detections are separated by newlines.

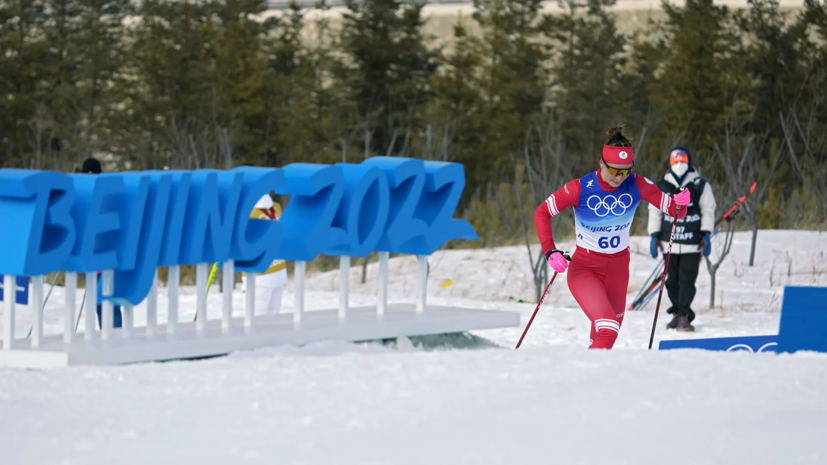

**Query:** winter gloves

left=700, top=231, right=711, bottom=257
left=674, top=188, right=691, bottom=206
left=650, top=235, right=661, bottom=259
left=546, top=250, right=569, bottom=273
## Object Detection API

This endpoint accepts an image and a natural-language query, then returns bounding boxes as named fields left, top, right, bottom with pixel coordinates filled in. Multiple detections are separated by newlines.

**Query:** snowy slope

left=300, top=229, right=827, bottom=348
left=1, top=230, right=827, bottom=465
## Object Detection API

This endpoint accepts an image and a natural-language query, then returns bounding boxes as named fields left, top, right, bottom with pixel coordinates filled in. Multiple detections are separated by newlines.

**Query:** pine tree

left=40, top=0, right=84, bottom=157
left=546, top=0, right=627, bottom=171
left=0, top=0, right=50, bottom=167
left=67, top=0, right=131, bottom=165
left=425, top=16, right=484, bottom=166
left=338, top=0, right=439, bottom=158
left=471, top=0, right=552, bottom=183
left=620, top=19, right=670, bottom=172
left=127, top=0, right=219, bottom=169
left=212, top=0, right=272, bottom=166
left=260, top=1, right=325, bottom=166
left=656, top=0, right=748, bottom=159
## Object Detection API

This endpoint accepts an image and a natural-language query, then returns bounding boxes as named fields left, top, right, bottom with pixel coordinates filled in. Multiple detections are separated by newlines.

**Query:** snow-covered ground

left=2, top=230, right=827, bottom=464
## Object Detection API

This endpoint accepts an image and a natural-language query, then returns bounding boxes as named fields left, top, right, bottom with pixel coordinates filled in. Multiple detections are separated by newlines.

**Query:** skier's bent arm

left=647, top=202, right=663, bottom=235
left=635, top=175, right=687, bottom=219
left=534, top=179, right=581, bottom=255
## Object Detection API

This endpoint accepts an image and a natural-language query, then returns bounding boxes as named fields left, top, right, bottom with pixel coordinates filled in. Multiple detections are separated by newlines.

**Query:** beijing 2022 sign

left=0, top=157, right=478, bottom=306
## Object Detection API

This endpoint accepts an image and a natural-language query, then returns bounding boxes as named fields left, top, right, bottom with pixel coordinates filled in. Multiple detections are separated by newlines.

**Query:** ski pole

left=631, top=263, right=667, bottom=312
left=637, top=220, right=729, bottom=313
left=638, top=280, right=662, bottom=311
left=635, top=209, right=731, bottom=312
left=637, top=184, right=750, bottom=315
left=206, top=263, right=219, bottom=295
left=649, top=203, right=682, bottom=350
left=515, top=273, right=558, bottom=349
left=74, top=287, right=88, bottom=334
left=629, top=258, right=664, bottom=311
left=515, top=252, right=571, bottom=349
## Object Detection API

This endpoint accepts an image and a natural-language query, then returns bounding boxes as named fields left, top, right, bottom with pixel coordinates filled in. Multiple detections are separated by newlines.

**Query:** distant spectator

left=241, top=193, right=288, bottom=315
left=81, top=157, right=102, bottom=174
left=647, top=147, right=717, bottom=332
left=81, top=157, right=123, bottom=330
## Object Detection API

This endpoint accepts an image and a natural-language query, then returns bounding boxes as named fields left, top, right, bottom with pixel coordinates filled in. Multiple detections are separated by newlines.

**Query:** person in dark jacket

left=80, top=157, right=123, bottom=329
left=647, top=147, right=716, bottom=332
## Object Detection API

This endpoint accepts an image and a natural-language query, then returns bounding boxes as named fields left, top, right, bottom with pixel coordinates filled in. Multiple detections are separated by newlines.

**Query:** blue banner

left=778, top=286, right=827, bottom=354
left=0, top=276, right=29, bottom=305
left=659, top=335, right=778, bottom=353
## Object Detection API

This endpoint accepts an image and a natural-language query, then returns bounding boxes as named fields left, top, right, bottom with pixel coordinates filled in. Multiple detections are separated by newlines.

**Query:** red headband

left=602, top=145, right=634, bottom=165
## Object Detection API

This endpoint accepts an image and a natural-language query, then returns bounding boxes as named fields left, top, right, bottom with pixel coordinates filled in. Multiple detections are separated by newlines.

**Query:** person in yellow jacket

left=242, top=193, right=288, bottom=315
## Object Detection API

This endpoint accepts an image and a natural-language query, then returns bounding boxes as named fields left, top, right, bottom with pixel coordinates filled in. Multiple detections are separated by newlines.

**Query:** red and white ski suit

left=535, top=171, right=686, bottom=349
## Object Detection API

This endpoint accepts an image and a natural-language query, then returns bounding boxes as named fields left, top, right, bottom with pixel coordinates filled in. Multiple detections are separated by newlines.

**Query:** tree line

left=2, top=0, right=826, bottom=249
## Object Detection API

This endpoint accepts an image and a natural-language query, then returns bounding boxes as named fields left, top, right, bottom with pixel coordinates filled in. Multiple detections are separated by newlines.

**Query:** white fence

left=1, top=254, right=519, bottom=368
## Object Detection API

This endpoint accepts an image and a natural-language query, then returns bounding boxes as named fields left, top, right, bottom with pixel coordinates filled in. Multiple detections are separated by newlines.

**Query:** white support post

left=245, top=273, right=256, bottom=331
left=378, top=252, right=389, bottom=317
left=122, top=303, right=133, bottom=337
left=168, top=265, right=179, bottom=336
left=31, top=275, right=44, bottom=348
left=146, top=269, right=158, bottom=337
left=339, top=256, right=350, bottom=323
left=196, top=263, right=207, bottom=334
left=3, top=275, right=15, bottom=350
left=294, top=261, right=305, bottom=327
left=222, top=260, right=234, bottom=334
left=416, top=255, right=428, bottom=315
left=64, top=272, right=77, bottom=344
left=85, top=272, right=97, bottom=341
left=101, top=270, right=114, bottom=341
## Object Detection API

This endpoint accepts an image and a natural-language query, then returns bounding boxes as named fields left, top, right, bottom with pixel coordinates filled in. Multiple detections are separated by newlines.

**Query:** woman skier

left=534, top=127, right=690, bottom=349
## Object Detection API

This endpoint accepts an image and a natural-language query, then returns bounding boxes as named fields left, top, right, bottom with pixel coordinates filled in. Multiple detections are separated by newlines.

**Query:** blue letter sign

left=0, top=157, right=478, bottom=306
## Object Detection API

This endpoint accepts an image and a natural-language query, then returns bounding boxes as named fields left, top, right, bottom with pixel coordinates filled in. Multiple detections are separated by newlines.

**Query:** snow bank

left=1, top=230, right=826, bottom=464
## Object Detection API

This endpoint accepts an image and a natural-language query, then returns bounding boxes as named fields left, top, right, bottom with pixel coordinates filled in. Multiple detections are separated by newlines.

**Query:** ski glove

left=674, top=188, right=691, bottom=206
left=649, top=234, right=660, bottom=259
left=546, top=250, right=569, bottom=274
left=700, top=231, right=711, bottom=257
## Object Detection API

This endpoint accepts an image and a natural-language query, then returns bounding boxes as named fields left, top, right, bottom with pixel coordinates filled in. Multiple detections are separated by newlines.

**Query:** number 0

left=599, top=235, right=621, bottom=249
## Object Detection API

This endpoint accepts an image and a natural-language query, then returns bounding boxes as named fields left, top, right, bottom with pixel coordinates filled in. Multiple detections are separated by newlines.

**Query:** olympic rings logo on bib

left=586, top=193, right=634, bottom=217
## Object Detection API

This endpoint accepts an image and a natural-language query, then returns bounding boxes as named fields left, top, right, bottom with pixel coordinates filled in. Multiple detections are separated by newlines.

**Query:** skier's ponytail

left=605, top=126, right=632, bottom=147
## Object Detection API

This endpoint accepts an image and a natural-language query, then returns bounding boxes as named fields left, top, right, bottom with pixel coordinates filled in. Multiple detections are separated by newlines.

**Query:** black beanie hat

left=80, top=157, right=102, bottom=174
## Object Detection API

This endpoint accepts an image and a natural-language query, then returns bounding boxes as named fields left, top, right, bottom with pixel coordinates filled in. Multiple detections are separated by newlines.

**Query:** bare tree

left=780, top=107, right=827, bottom=225
left=713, top=104, right=785, bottom=266
left=704, top=213, right=737, bottom=308
left=28, top=105, right=57, bottom=170
left=219, top=127, right=234, bottom=170
left=514, top=114, right=575, bottom=302
left=167, top=118, right=239, bottom=171
left=421, top=111, right=458, bottom=162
